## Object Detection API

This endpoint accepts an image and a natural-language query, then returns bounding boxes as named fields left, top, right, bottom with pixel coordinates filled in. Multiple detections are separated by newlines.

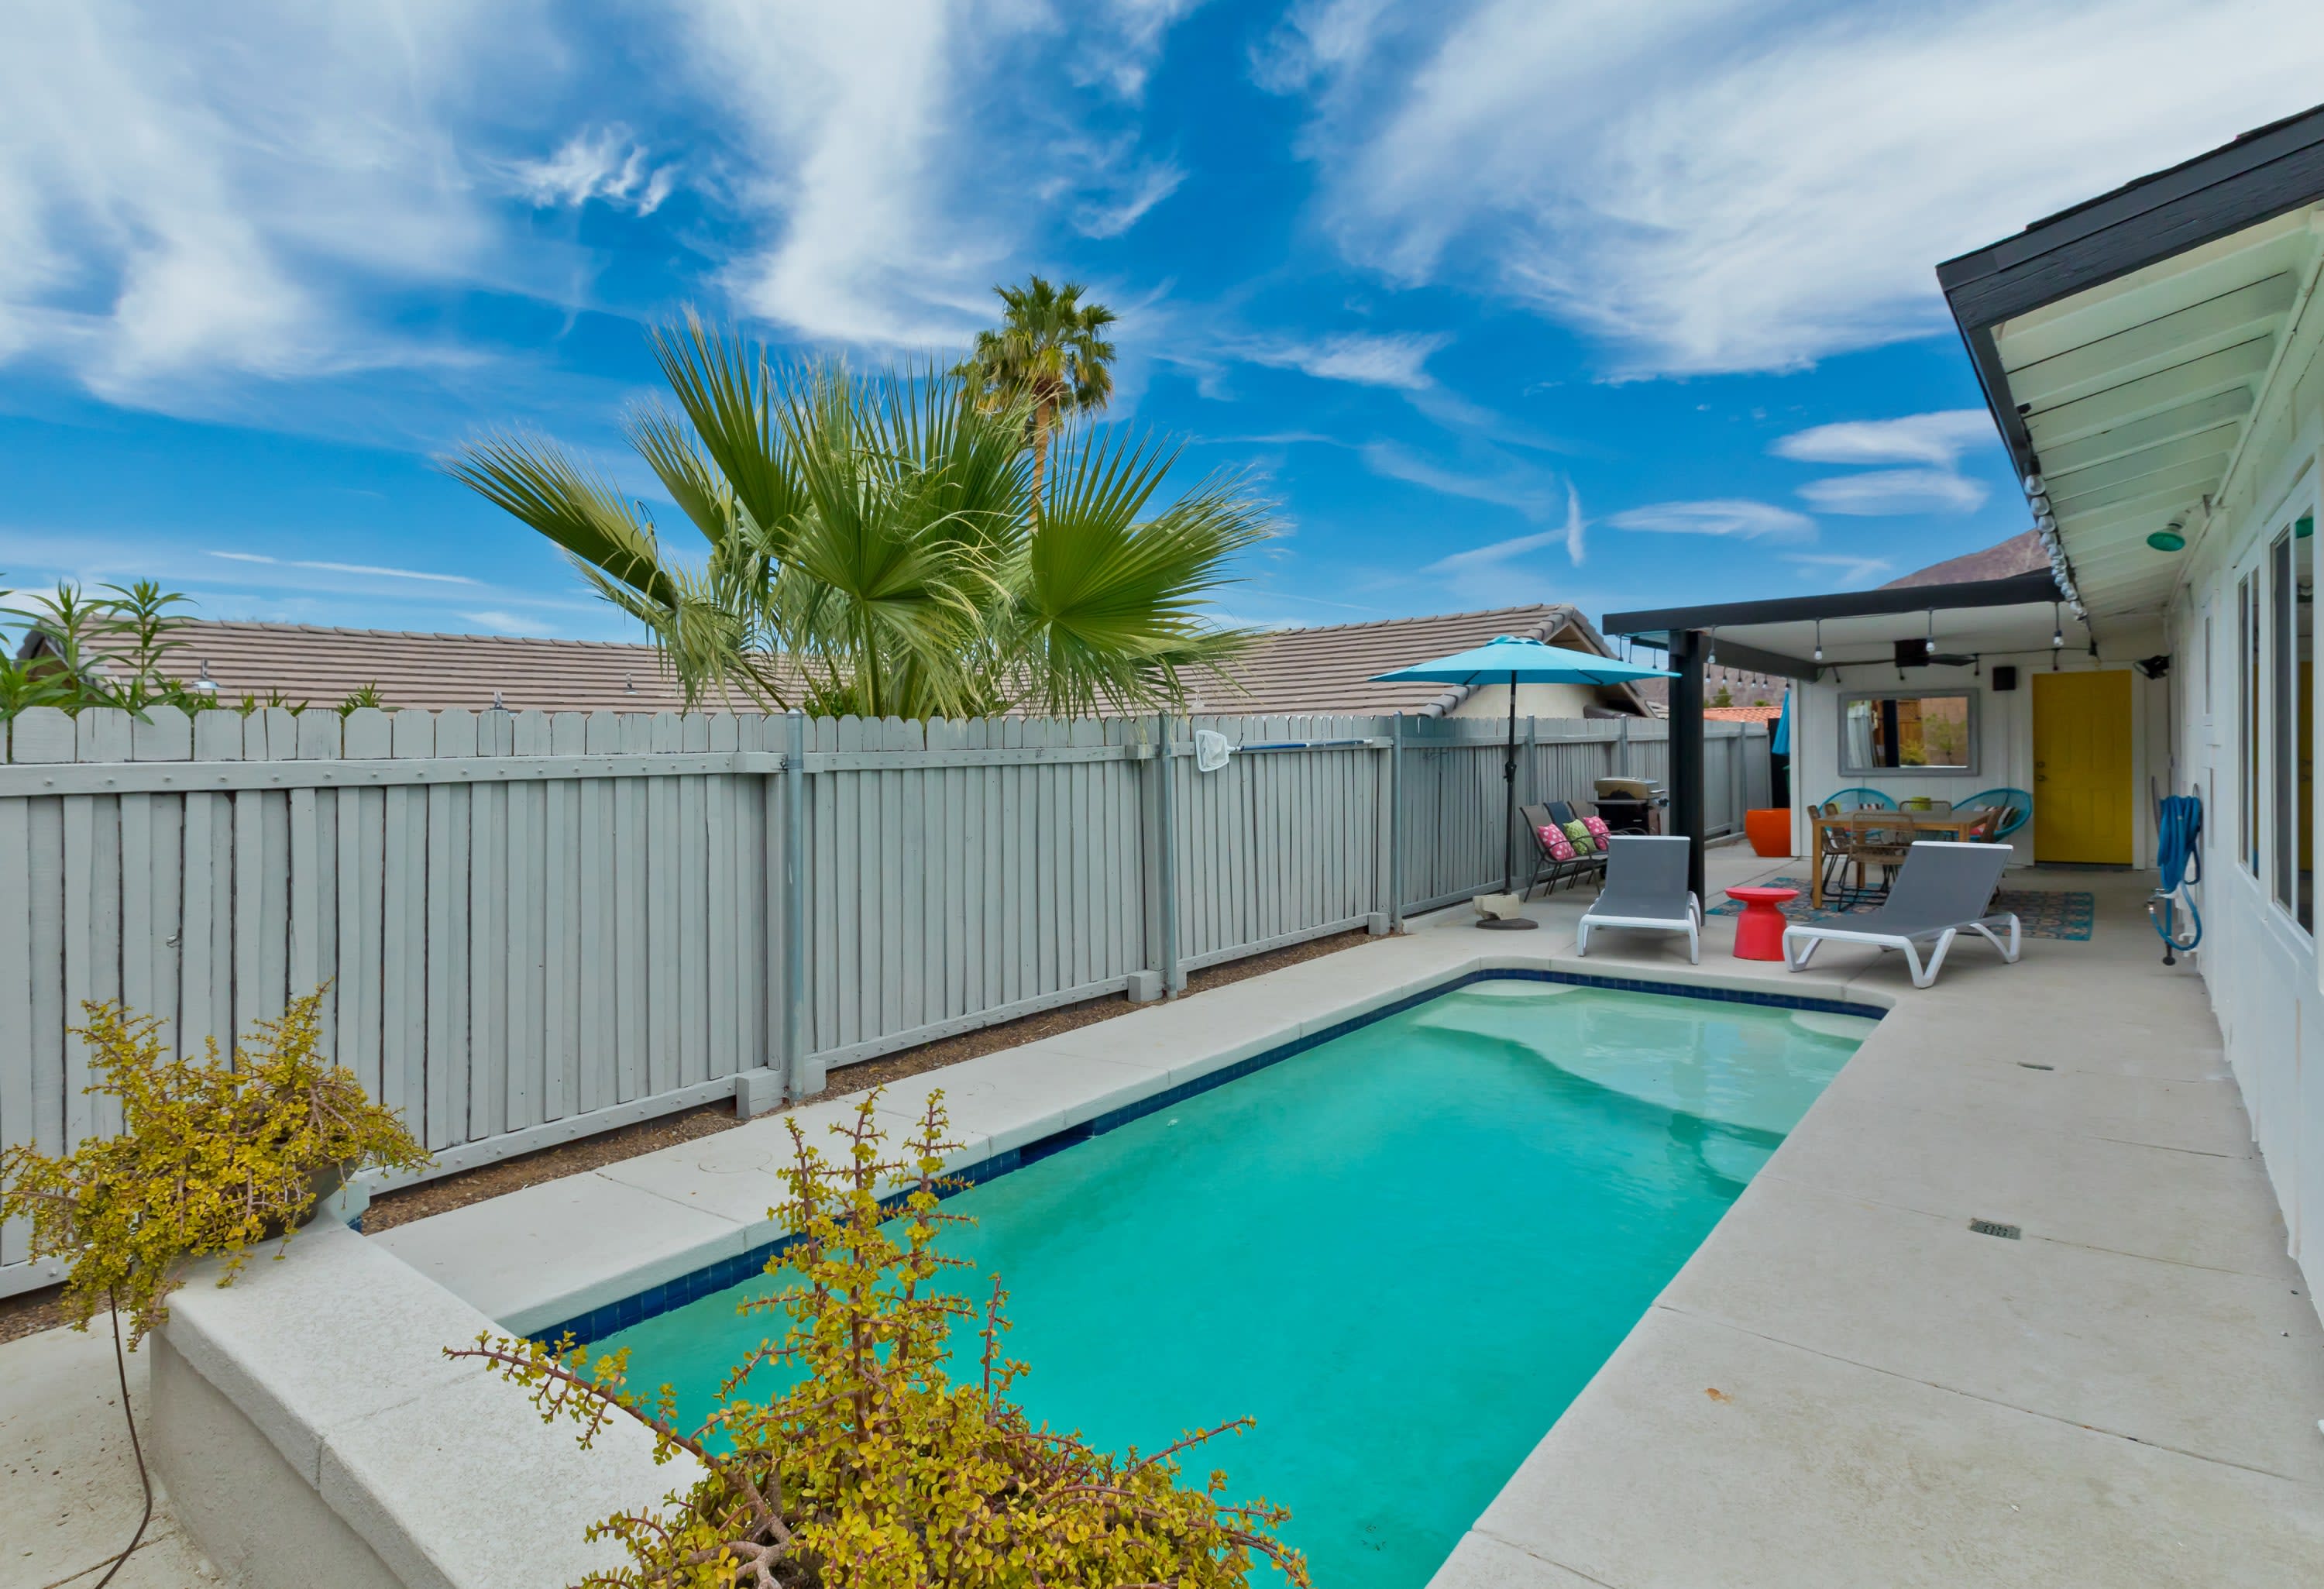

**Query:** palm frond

left=442, top=434, right=678, bottom=608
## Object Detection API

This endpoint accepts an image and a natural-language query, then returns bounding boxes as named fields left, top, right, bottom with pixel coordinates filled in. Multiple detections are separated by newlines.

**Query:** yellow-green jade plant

left=455, top=1092, right=1306, bottom=1589
left=0, top=992, right=430, bottom=1587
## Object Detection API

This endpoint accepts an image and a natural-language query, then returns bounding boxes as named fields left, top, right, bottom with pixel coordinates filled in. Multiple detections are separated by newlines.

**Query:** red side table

left=1724, top=885, right=1800, bottom=961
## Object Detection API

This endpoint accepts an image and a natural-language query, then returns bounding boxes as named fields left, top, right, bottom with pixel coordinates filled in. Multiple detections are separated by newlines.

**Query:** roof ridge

left=179, top=618, right=661, bottom=652
left=1249, top=601, right=1571, bottom=639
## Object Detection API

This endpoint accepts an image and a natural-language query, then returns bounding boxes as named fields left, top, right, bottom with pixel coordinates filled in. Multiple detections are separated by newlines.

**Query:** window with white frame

left=2272, top=515, right=2315, bottom=930
left=2241, top=570, right=2260, bottom=875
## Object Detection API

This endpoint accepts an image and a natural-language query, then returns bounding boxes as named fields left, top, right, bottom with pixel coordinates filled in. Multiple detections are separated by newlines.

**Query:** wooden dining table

left=1807, top=809, right=1992, bottom=906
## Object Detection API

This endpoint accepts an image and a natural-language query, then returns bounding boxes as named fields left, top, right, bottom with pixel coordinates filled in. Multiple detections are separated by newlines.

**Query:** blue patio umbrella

left=1773, top=689, right=1792, bottom=756
left=1372, top=636, right=1676, bottom=929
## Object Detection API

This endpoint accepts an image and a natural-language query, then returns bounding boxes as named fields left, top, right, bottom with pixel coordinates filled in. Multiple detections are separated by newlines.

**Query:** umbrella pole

left=1504, top=669, right=1516, bottom=892
left=1479, top=668, right=1538, bottom=929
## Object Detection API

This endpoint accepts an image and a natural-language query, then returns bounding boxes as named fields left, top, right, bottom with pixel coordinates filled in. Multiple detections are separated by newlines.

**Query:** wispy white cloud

left=1797, top=468, right=1986, bottom=516
left=1077, top=0, right=1212, bottom=99
left=507, top=126, right=675, bottom=215
left=1361, top=440, right=1557, bottom=518
left=1239, top=331, right=1449, bottom=389
left=1424, top=480, right=1587, bottom=572
left=1785, top=551, right=1893, bottom=586
left=1073, top=160, right=1186, bottom=237
left=679, top=0, right=1203, bottom=346
left=208, top=551, right=480, bottom=585
left=1608, top=499, right=1814, bottom=540
left=0, top=2, right=543, bottom=401
left=458, top=609, right=561, bottom=636
left=1772, top=410, right=1995, bottom=467
left=1270, top=0, right=2324, bottom=375
left=1250, top=0, right=1400, bottom=95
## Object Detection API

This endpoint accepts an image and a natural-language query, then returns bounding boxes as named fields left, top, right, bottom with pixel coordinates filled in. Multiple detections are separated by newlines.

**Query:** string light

left=1812, top=618, right=1824, bottom=664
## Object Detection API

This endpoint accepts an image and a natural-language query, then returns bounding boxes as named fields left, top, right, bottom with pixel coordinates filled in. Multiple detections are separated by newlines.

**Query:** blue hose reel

left=2149, top=791, right=2203, bottom=964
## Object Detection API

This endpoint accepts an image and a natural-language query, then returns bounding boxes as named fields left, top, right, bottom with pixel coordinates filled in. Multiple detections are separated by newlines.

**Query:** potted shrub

left=0, top=990, right=429, bottom=1584
left=457, top=1092, right=1308, bottom=1587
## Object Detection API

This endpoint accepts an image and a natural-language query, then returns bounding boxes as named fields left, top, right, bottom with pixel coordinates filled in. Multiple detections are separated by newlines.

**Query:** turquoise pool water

left=597, top=979, right=1871, bottom=1587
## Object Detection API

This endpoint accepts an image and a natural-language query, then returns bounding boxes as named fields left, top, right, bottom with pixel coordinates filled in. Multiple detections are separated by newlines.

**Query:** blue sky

left=5, top=0, right=2322, bottom=642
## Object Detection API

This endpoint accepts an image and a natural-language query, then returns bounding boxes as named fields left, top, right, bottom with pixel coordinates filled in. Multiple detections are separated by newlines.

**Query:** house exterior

left=1610, top=102, right=2324, bottom=1322
left=50, top=603, right=1650, bottom=719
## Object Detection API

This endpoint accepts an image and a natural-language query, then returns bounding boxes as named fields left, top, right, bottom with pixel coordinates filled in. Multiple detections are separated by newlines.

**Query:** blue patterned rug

left=1705, top=875, right=2095, bottom=941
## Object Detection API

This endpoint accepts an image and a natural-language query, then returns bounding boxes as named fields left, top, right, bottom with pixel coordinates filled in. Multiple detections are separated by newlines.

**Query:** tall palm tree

left=961, top=276, right=1118, bottom=506
left=445, top=316, right=1266, bottom=721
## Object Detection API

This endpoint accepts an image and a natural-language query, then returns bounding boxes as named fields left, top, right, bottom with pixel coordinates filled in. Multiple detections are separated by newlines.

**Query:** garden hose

left=2148, top=792, right=2202, bottom=965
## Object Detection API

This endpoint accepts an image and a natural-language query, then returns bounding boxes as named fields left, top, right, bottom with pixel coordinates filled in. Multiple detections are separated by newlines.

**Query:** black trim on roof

left=1604, top=571, right=2063, bottom=640
left=1936, top=101, right=2324, bottom=484
left=1938, top=103, right=2324, bottom=329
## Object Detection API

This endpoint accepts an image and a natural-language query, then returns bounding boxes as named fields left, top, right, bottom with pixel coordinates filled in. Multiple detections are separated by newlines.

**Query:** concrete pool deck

left=11, top=846, right=2319, bottom=1587
left=1428, top=855, right=2324, bottom=1588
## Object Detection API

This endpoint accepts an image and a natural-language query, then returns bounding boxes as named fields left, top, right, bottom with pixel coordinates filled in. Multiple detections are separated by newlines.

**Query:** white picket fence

left=0, top=702, right=1766, bottom=1295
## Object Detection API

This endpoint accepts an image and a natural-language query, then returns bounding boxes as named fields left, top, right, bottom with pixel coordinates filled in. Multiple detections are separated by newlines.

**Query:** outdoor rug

left=1704, top=875, right=2095, bottom=941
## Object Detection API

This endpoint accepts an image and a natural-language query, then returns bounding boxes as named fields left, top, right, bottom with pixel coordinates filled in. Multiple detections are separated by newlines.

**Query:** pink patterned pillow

left=1536, top=824, right=1575, bottom=862
left=1581, top=815, right=1614, bottom=848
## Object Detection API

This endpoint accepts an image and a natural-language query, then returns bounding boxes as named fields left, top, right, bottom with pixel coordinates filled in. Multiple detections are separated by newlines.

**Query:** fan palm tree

left=961, top=276, right=1118, bottom=506
left=445, top=316, right=1267, bottom=721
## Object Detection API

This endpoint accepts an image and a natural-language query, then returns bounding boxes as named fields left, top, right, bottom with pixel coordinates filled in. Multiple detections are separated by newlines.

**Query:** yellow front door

left=2031, top=669, right=2133, bottom=863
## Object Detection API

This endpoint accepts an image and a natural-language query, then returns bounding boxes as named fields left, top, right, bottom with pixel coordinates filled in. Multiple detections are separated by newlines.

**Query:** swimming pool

left=596, top=976, right=1873, bottom=1587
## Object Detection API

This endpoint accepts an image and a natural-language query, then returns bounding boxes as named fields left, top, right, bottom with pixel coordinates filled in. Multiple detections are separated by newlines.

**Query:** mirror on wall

left=1838, top=690, right=1977, bottom=775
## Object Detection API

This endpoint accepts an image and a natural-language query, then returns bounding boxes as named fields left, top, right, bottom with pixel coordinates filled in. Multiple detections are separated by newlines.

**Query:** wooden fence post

left=782, top=708, right=815, bottom=1099
left=1387, top=714, right=1405, bottom=932
left=1154, top=713, right=1182, bottom=996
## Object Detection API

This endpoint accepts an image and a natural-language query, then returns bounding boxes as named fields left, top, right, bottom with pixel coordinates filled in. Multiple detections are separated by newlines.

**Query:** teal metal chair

left=1816, top=789, right=1901, bottom=904
left=1956, top=788, right=2031, bottom=841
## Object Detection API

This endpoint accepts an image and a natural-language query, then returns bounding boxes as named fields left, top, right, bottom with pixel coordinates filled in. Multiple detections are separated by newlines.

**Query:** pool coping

left=369, top=948, right=1893, bottom=1343
left=529, top=967, right=1886, bottom=1346
left=150, top=864, right=2324, bottom=1589
left=143, top=928, right=1889, bottom=1589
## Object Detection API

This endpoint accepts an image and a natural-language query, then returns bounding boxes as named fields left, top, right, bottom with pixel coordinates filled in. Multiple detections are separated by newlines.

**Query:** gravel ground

left=0, top=925, right=1388, bottom=1342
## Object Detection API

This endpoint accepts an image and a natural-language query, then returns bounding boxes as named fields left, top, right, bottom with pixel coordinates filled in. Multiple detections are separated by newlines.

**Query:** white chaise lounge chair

left=1576, top=835, right=1703, bottom=964
left=1782, top=840, right=2020, bottom=989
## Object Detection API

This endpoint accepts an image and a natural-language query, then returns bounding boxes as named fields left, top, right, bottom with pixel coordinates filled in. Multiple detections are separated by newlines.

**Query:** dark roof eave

left=1604, top=570, right=2064, bottom=640
left=1936, top=101, right=2324, bottom=487
left=1936, top=102, right=2324, bottom=331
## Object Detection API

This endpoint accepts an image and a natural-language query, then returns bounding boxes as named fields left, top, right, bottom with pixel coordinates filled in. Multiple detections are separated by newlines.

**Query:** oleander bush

left=0, top=989, right=431, bottom=1341
left=456, top=1092, right=1305, bottom=1589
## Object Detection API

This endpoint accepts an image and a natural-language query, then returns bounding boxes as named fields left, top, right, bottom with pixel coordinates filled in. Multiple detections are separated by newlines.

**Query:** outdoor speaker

left=1893, top=637, right=1932, bottom=668
left=1992, top=665, right=2018, bottom=691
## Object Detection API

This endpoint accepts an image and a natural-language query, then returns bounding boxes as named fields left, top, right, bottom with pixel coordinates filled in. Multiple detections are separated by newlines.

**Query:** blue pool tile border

left=533, top=968, right=1882, bottom=1346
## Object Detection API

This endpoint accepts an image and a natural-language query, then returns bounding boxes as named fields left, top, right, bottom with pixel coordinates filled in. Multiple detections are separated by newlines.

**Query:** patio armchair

left=1782, top=840, right=2020, bottom=988
left=1576, top=835, right=1703, bottom=964
left=1521, top=802, right=1604, bottom=898
left=1817, top=787, right=1899, bottom=810
left=1957, top=787, right=2032, bottom=841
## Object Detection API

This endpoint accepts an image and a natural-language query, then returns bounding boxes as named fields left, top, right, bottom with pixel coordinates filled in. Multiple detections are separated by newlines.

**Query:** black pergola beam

left=1668, top=629, right=1707, bottom=903
left=1605, top=570, right=2061, bottom=639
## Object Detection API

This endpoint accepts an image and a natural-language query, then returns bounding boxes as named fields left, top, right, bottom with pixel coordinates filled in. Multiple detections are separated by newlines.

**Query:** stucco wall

left=2164, top=294, right=2323, bottom=1323
left=1449, top=681, right=1629, bottom=721
left=1787, top=643, right=2168, bottom=868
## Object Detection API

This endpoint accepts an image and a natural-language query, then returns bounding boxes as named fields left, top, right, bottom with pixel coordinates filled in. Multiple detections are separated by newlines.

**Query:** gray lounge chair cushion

left=1831, top=841, right=2012, bottom=940
left=1586, top=835, right=1695, bottom=924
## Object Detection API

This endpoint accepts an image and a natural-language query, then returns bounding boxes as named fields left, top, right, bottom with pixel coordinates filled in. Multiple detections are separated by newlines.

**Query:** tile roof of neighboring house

left=1704, top=703, right=1785, bottom=726
left=43, top=603, right=1648, bottom=718
left=82, top=621, right=717, bottom=714
left=1185, top=604, right=1648, bottom=717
